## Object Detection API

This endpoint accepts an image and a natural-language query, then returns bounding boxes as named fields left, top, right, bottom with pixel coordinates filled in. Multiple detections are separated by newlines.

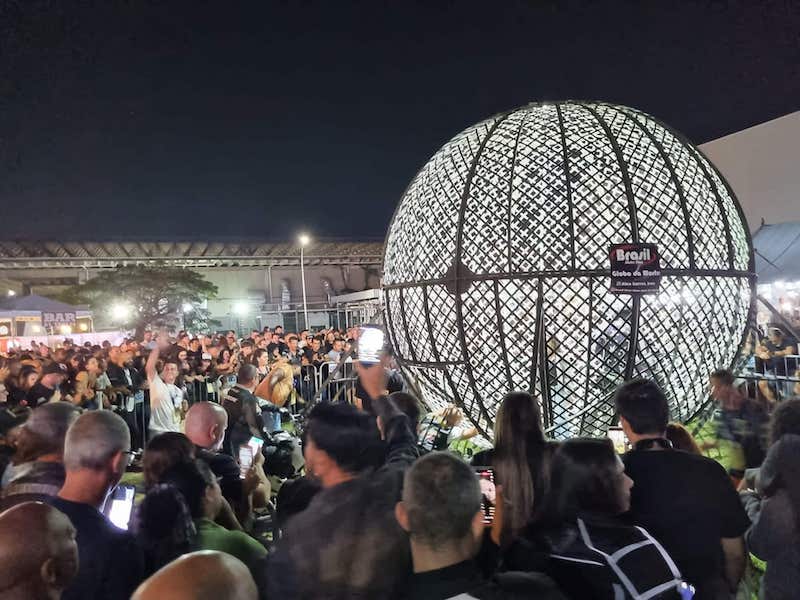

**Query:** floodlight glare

left=111, top=303, right=132, bottom=321
left=383, top=101, right=754, bottom=440
left=298, top=233, right=311, bottom=247
left=233, top=302, right=249, bottom=316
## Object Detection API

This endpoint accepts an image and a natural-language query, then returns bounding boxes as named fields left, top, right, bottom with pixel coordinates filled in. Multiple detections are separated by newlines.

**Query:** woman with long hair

left=744, top=399, right=800, bottom=600
left=472, top=391, right=555, bottom=543
left=251, top=348, right=270, bottom=382
left=6, top=365, right=39, bottom=407
left=71, top=354, right=104, bottom=409
left=507, top=438, right=691, bottom=599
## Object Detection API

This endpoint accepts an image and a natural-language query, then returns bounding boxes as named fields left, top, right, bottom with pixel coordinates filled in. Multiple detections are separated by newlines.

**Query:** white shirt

left=148, top=373, right=182, bottom=435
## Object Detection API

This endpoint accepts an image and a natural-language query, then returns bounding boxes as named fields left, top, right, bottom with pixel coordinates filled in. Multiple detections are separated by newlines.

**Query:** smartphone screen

left=105, top=485, right=135, bottom=530
left=238, top=446, right=253, bottom=479
left=357, top=327, right=384, bottom=364
left=247, top=436, right=264, bottom=456
left=474, top=467, right=495, bottom=524
left=608, top=426, right=628, bottom=454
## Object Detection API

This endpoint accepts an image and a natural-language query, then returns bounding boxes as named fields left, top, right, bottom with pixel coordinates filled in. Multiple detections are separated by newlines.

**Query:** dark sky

left=1, top=0, right=798, bottom=241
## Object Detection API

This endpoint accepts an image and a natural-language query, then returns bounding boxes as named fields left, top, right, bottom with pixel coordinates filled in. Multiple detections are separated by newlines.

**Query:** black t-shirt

left=49, top=496, right=145, bottom=600
left=622, top=448, right=750, bottom=588
left=26, top=382, right=58, bottom=406
left=354, top=369, right=404, bottom=414
left=196, top=446, right=243, bottom=509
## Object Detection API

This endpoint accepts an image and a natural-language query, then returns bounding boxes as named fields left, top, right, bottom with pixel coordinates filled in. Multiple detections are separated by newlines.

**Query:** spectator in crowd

left=5, top=364, right=39, bottom=407
left=740, top=399, right=800, bottom=600
left=51, top=411, right=145, bottom=600
left=472, top=391, right=556, bottom=545
left=138, top=460, right=266, bottom=576
left=302, top=336, right=325, bottom=367
left=755, top=326, right=798, bottom=404
left=70, top=355, right=103, bottom=410
left=0, top=501, right=79, bottom=600
left=26, top=362, right=68, bottom=407
left=506, top=438, right=690, bottom=599
left=284, top=335, right=302, bottom=366
left=262, top=397, right=417, bottom=599
left=222, top=364, right=264, bottom=456
left=388, top=391, right=422, bottom=440
left=141, top=432, right=196, bottom=490
left=353, top=353, right=404, bottom=414
left=145, top=335, right=184, bottom=438
left=665, top=423, right=702, bottom=455
left=185, top=401, right=267, bottom=528
left=0, top=408, right=27, bottom=480
left=396, top=451, right=565, bottom=600
left=0, top=403, right=80, bottom=510
left=215, top=347, right=235, bottom=376
left=616, top=379, right=750, bottom=599
left=132, top=550, right=258, bottom=600
left=106, top=345, right=144, bottom=450
left=251, top=348, right=270, bottom=381
left=326, top=337, right=345, bottom=363
left=709, top=369, right=767, bottom=471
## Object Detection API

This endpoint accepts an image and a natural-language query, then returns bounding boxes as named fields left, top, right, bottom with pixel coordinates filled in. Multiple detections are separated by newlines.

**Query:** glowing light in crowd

left=232, top=302, right=249, bottom=316
left=382, top=101, right=754, bottom=439
left=111, top=303, right=132, bottom=321
left=78, top=322, right=89, bottom=331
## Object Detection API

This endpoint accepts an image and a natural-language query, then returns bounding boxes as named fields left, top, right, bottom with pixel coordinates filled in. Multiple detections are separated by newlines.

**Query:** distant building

left=0, top=240, right=383, bottom=331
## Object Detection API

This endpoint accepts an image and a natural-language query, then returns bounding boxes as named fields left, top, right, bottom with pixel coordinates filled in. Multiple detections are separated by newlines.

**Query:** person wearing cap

left=26, top=362, right=68, bottom=407
left=0, top=402, right=81, bottom=510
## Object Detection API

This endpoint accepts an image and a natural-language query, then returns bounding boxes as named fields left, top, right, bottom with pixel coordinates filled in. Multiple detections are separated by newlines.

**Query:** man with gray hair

left=0, top=403, right=80, bottom=510
left=50, top=411, right=145, bottom=600
left=396, top=452, right=564, bottom=600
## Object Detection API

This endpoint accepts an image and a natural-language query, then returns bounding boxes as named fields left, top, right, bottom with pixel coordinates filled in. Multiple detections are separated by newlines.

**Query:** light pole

left=298, top=233, right=311, bottom=330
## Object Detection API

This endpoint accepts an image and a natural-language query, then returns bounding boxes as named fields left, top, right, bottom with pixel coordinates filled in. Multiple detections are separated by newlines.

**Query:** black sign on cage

left=382, top=101, right=756, bottom=440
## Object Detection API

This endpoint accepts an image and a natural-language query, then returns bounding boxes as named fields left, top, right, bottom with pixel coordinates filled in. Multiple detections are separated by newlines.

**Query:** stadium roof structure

left=0, top=240, right=385, bottom=269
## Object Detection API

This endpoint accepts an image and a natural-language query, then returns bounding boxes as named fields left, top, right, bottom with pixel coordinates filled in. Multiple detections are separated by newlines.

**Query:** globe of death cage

left=382, top=101, right=755, bottom=440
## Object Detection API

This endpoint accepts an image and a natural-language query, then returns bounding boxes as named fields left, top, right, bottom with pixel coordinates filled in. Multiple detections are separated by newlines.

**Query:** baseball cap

left=41, top=362, right=68, bottom=376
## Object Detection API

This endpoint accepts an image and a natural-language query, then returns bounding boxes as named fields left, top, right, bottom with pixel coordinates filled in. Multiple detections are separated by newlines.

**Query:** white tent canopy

left=700, top=111, right=800, bottom=232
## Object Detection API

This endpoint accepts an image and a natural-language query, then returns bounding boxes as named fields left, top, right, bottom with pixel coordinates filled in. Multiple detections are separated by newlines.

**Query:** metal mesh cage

left=383, top=101, right=755, bottom=439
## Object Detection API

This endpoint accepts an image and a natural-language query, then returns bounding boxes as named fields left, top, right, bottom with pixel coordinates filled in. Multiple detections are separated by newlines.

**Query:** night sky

left=1, top=0, right=798, bottom=241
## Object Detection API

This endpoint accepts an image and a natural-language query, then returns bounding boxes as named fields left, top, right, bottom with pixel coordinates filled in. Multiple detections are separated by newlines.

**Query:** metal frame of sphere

left=382, top=101, right=756, bottom=440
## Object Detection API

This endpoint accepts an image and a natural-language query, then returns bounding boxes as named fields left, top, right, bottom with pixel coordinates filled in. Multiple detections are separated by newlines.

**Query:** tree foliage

left=61, top=265, right=218, bottom=337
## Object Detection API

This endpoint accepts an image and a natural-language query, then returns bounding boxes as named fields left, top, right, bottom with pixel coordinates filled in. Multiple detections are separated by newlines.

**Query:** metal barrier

left=299, top=361, right=358, bottom=409
left=184, top=376, right=221, bottom=405
left=737, top=354, right=800, bottom=403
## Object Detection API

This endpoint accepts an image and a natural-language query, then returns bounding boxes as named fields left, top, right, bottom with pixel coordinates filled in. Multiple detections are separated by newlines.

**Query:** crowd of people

left=0, top=324, right=797, bottom=600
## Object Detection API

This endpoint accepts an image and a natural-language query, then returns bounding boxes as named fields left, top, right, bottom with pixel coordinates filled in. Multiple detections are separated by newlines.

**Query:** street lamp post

left=298, top=233, right=310, bottom=330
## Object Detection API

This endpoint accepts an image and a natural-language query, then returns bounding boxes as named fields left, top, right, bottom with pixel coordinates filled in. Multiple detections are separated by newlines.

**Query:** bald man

left=132, top=551, right=257, bottom=600
left=186, top=402, right=270, bottom=525
left=0, top=502, right=78, bottom=600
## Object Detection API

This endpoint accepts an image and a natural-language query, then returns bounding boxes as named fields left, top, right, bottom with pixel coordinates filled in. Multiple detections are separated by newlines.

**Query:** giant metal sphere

left=382, top=101, right=754, bottom=439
